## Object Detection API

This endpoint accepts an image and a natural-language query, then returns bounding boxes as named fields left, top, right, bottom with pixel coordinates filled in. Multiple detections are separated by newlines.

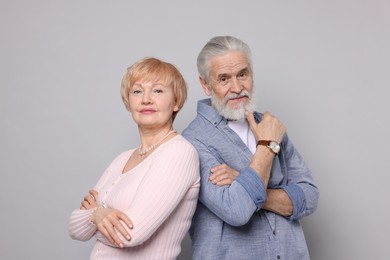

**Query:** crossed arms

left=194, top=111, right=319, bottom=225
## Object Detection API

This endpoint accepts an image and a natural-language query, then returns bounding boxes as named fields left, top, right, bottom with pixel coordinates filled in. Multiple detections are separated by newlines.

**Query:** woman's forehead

left=132, top=82, right=167, bottom=88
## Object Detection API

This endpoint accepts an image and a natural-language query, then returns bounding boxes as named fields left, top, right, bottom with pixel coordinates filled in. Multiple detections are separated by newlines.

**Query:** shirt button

left=273, top=230, right=276, bottom=235
left=277, top=255, right=281, bottom=259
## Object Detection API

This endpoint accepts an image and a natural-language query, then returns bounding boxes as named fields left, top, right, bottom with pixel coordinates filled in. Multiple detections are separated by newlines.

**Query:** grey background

left=1, top=0, right=389, bottom=259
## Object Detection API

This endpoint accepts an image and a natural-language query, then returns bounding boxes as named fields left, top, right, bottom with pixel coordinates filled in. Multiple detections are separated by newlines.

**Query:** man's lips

left=227, top=95, right=248, bottom=102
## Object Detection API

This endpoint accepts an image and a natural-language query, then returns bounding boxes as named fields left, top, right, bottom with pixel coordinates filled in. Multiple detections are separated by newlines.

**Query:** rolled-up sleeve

left=279, top=134, right=320, bottom=221
left=236, top=166, right=267, bottom=210
left=191, top=140, right=267, bottom=226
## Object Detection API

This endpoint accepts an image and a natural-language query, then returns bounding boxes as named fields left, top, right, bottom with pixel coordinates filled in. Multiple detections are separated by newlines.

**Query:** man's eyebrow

left=217, top=73, right=231, bottom=80
left=237, top=67, right=250, bottom=74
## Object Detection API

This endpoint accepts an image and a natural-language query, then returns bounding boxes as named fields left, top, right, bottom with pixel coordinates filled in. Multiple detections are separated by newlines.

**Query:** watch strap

left=257, top=140, right=271, bottom=147
left=257, top=140, right=279, bottom=155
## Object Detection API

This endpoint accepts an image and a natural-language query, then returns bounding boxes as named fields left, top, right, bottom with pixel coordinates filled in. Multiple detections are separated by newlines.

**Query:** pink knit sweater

left=69, top=135, right=200, bottom=259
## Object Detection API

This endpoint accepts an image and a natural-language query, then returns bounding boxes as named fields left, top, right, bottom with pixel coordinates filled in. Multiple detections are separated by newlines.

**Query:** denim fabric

left=182, top=99, right=319, bottom=260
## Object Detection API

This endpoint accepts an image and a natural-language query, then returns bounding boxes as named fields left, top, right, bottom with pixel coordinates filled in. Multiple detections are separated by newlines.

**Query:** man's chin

left=221, top=107, right=246, bottom=121
left=211, top=94, right=255, bottom=120
left=228, top=105, right=245, bottom=111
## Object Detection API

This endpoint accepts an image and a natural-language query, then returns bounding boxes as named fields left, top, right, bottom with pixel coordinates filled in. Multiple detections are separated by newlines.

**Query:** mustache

left=225, top=90, right=250, bottom=101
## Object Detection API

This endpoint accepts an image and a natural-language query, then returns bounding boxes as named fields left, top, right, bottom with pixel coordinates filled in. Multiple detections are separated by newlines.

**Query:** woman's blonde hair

left=120, top=57, right=187, bottom=121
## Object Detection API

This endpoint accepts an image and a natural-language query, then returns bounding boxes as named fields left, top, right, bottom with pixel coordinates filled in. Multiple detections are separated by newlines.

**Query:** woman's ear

left=200, top=77, right=212, bottom=96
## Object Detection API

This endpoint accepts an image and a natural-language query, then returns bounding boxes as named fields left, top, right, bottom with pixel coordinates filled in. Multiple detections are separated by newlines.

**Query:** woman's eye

left=133, top=89, right=142, bottom=94
left=153, top=89, right=163, bottom=94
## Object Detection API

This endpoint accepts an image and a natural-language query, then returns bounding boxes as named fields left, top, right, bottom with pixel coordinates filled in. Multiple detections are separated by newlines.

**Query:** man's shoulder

left=182, top=114, right=208, bottom=139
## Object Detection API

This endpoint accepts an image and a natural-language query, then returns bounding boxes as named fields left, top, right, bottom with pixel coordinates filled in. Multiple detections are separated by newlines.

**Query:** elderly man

left=183, top=36, right=319, bottom=260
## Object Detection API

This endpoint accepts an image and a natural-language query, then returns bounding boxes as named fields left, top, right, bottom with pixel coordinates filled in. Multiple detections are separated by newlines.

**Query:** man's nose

left=229, top=77, right=243, bottom=93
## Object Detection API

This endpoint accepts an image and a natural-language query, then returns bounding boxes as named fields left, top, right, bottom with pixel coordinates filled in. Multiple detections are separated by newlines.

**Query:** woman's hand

left=92, top=207, right=133, bottom=248
left=80, top=190, right=99, bottom=210
left=209, top=164, right=240, bottom=186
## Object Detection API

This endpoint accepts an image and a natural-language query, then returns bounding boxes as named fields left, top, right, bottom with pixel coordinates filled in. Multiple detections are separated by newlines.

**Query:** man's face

left=200, top=51, right=256, bottom=120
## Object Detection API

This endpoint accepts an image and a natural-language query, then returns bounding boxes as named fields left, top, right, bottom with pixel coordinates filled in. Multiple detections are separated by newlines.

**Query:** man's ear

left=200, top=77, right=212, bottom=96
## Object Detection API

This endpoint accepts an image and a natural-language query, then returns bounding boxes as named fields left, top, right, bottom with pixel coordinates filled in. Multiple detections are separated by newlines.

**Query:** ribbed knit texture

left=69, top=135, right=200, bottom=259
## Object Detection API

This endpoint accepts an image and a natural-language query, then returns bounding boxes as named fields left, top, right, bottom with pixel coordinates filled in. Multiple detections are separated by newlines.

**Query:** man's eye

left=239, top=72, right=248, bottom=79
left=219, top=77, right=230, bottom=85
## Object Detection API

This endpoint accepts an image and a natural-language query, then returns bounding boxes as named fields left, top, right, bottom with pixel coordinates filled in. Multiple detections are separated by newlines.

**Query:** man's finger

left=216, top=178, right=235, bottom=186
left=245, top=111, right=257, bottom=132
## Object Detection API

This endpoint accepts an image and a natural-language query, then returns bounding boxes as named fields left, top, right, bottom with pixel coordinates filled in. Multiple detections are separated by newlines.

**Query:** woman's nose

left=142, top=91, right=152, bottom=104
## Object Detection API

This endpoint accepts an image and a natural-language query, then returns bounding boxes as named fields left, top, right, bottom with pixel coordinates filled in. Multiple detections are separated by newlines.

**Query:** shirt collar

left=197, top=98, right=226, bottom=126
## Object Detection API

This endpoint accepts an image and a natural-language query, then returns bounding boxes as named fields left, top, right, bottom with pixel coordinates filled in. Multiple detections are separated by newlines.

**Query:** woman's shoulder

left=169, top=134, right=197, bottom=149
left=159, top=134, right=198, bottom=156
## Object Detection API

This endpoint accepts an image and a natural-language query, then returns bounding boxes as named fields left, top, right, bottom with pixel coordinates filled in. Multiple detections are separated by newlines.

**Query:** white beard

left=211, top=90, right=257, bottom=120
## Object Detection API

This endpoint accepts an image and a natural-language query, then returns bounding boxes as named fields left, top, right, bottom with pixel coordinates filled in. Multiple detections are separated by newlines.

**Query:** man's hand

left=209, top=164, right=240, bottom=186
left=92, top=207, right=133, bottom=248
left=80, top=190, right=99, bottom=210
left=246, top=111, right=286, bottom=187
left=246, top=111, right=286, bottom=144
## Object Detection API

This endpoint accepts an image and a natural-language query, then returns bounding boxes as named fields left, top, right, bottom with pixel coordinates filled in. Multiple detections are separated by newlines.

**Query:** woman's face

left=128, top=81, right=178, bottom=130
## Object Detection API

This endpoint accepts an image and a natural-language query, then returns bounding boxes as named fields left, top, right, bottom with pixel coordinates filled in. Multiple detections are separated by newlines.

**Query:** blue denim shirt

left=182, top=99, right=319, bottom=260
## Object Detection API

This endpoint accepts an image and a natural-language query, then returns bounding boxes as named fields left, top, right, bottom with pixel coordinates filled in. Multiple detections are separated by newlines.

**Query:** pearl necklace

left=138, top=130, right=176, bottom=156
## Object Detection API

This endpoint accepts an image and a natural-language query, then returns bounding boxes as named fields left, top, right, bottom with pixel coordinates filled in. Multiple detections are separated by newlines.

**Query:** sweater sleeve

left=68, top=151, right=129, bottom=241
left=68, top=208, right=97, bottom=241
left=95, top=138, right=200, bottom=247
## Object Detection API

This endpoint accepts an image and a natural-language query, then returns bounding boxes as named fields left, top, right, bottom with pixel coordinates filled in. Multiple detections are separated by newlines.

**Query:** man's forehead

left=210, top=51, right=250, bottom=75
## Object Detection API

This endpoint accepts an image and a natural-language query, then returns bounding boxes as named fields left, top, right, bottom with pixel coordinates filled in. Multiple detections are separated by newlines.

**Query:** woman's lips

left=140, top=108, right=156, bottom=114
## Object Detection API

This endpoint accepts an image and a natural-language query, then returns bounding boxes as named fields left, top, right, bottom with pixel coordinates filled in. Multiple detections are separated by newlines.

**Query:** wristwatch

left=257, top=140, right=280, bottom=155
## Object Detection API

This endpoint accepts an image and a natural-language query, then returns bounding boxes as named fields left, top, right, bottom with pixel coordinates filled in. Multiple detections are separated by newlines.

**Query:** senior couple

left=69, top=36, right=319, bottom=260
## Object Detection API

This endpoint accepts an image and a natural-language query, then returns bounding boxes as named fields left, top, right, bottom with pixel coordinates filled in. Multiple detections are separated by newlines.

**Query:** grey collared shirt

left=182, top=98, right=319, bottom=260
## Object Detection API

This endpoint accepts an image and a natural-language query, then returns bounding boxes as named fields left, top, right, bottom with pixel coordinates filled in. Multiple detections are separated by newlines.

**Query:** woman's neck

left=137, top=126, right=176, bottom=156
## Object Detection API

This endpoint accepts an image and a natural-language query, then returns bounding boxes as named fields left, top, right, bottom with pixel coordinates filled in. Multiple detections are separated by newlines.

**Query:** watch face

left=270, top=141, right=280, bottom=153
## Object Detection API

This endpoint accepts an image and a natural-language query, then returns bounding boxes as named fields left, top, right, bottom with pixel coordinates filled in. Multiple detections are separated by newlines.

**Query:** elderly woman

left=68, top=58, right=200, bottom=259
